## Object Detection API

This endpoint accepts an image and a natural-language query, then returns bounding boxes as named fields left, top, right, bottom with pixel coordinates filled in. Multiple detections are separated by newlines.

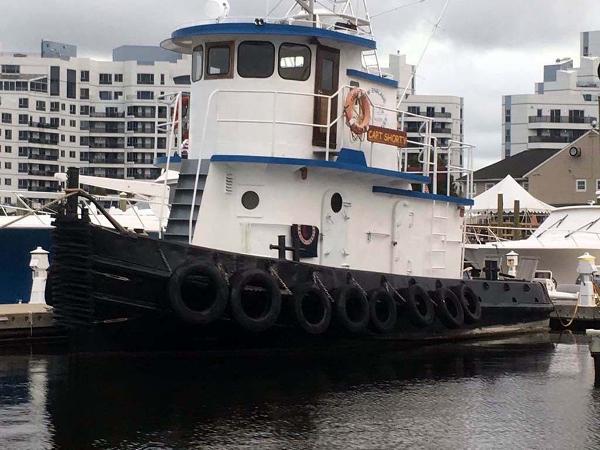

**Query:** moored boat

left=47, top=0, right=552, bottom=351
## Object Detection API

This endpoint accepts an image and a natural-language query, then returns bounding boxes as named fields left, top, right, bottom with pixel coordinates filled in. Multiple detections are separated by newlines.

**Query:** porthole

left=241, top=191, right=260, bottom=210
left=331, top=193, right=343, bottom=213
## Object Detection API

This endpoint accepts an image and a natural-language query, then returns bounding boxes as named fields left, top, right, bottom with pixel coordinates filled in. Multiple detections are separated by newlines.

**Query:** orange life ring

left=344, top=88, right=371, bottom=135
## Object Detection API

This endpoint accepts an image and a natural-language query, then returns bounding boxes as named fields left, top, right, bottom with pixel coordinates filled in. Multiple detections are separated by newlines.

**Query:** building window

left=279, top=43, right=311, bottom=81
left=2, top=113, right=12, bottom=124
left=69, top=151, right=76, bottom=158
left=81, top=70, right=90, bottom=82
left=99, top=91, right=113, bottom=101
left=19, top=130, right=28, bottom=140
left=160, top=74, right=165, bottom=85
left=50, top=66, right=60, bottom=96
left=29, top=78, right=46, bottom=93
left=505, top=129, right=511, bottom=143
left=4, top=178, right=11, bottom=186
left=505, top=108, right=511, bottom=123
left=137, top=91, right=154, bottom=100
left=238, top=41, right=275, bottom=78
left=80, top=88, right=89, bottom=100
left=137, top=73, right=154, bottom=85
left=69, top=136, right=76, bottom=143
left=596, top=179, right=600, bottom=192
left=522, top=182, right=529, bottom=191
left=584, top=94, right=592, bottom=101
left=80, top=105, right=90, bottom=115
left=18, top=98, right=28, bottom=108
left=206, top=42, right=234, bottom=78
left=18, top=114, right=28, bottom=125
left=1, top=65, right=20, bottom=74
left=70, top=120, right=76, bottom=127
left=99, top=73, right=112, bottom=85
left=50, top=102, right=60, bottom=112
left=5, top=146, right=11, bottom=153
left=4, top=162, right=11, bottom=169
left=550, top=109, right=561, bottom=123
left=576, top=179, right=587, bottom=192
left=192, top=45, right=203, bottom=82
left=36, top=100, right=46, bottom=111
left=70, top=105, right=76, bottom=115
left=5, top=130, right=11, bottom=140
left=114, top=74, right=123, bottom=83
left=114, top=91, right=123, bottom=100
left=484, top=183, right=494, bottom=191
left=66, top=69, right=76, bottom=99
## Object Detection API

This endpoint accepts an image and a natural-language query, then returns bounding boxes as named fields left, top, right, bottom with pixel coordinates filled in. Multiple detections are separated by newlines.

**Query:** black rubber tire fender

left=230, top=269, right=282, bottom=332
left=432, top=287, right=464, bottom=329
left=400, top=284, right=435, bottom=328
left=451, top=284, right=482, bottom=324
left=368, top=288, right=397, bottom=334
left=291, top=283, right=332, bottom=335
left=168, top=262, right=229, bottom=325
left=334, top=284, right=369, bottom=333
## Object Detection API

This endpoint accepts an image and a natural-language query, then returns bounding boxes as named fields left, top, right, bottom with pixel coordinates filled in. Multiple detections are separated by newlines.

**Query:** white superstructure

left=0, top=42, right=190, bottom=207
left=159, top=0, right=475, bottom=280
left=503, top=30, right=600, bottom=158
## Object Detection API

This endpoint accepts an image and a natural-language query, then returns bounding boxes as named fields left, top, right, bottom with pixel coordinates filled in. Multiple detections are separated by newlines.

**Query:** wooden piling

left=590, top=334, right=600, bottom=386
left=513, top=199, right=521, bottom=240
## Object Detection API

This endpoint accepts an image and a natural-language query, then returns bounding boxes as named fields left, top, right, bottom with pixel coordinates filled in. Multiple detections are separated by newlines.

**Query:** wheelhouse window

left=206, top=42, right=234, bottom=79
left=279, top=43, right=311, bottom=81
left=237, top=41, right=275, bottom=78
left=192, top=45, right=203, bottom=82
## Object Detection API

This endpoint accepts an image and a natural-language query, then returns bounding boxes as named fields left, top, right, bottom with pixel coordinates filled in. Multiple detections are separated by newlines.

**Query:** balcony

left=89, top=141, right=125, bottom=149
left=432, top=127, right=452, bottom=134
left=88, top=127, right=126, bottom=134
left=528, top=115, right=596, bottom=124
left=30, top=122, right=59, bottom=129
left=127, top=158, right=155, bottom=164
left=528, top=136, right=572, bottom=143
left=28, top=138, right=59, bottom=146
left=90, top=111, right=125, bottom=118
left=27, top=186, right=59, bottom=192
left=88, top=157, right=125, bottom=164
left=28, top=154, right=59, bottom=161
left=28, top=170, right=57, bottom=177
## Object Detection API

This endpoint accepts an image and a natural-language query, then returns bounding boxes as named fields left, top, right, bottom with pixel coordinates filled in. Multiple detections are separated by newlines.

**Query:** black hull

left=48, top=214, right=553, bottom=353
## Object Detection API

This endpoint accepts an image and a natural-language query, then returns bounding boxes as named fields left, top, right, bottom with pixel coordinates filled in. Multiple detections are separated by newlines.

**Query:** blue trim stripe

left=210, top=154, right=430, bottom=184
left=372, top=186, right=474, bottom=206
left=171, top=23, right=377, bottom=50
left=346, top=69, right=398, bottom=88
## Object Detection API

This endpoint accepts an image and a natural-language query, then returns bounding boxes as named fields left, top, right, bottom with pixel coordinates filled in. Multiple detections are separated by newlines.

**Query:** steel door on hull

left=313, top=46, right=340, bottom=149
left=392, top=200, right=425, bottom=275
left=321, top=191, right=349, bottom=267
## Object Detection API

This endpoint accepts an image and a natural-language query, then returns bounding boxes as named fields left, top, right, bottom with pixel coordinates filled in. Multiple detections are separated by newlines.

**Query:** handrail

left=187, top=85, right=474, bottom=244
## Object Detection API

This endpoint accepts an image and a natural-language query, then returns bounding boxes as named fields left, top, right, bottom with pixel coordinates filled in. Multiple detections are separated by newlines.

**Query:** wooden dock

left=0, top=303, right=64, bottom=344
left=550, top=302, right=600, bottom=331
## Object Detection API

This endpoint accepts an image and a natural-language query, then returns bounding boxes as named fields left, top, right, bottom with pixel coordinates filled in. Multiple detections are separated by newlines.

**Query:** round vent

left=569, top=146, right=581, bottom=158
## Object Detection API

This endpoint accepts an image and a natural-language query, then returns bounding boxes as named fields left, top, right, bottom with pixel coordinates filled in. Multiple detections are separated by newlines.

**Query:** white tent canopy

left=471, top=175, right=555, bottom=213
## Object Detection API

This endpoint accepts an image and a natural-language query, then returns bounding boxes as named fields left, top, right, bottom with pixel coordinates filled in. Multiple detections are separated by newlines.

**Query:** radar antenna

left=286, top=0, right=382, bottom=75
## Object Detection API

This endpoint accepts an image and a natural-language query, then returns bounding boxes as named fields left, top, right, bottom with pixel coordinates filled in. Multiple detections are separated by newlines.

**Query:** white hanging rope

left=371, top=0, right=425, bottom=18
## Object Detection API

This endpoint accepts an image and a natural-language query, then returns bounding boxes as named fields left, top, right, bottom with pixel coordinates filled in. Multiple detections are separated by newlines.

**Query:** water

left=0, top=334, right=599, bottom=449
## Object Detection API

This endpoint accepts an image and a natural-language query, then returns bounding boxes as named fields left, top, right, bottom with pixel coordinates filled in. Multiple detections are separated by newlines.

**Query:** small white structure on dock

left=29, top=247, right=49, bottom=305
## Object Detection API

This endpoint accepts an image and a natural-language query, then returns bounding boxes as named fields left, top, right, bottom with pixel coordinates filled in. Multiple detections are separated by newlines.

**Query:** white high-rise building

left=0, top=41, right=190, bottom=206
left=502, top=31, right=600, bottom=159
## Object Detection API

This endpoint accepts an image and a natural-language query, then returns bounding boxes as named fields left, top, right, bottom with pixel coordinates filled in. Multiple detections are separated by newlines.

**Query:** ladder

left=430, top=200, right=449, bottom=274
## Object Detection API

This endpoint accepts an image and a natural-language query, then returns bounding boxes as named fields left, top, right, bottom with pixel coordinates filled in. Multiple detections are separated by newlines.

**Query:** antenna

left=204, top=0, right=230, bottom=22
left=397, top=0, right=450, bottom=108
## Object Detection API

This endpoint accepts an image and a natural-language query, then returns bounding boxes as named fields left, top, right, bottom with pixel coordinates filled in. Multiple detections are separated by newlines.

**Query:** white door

left=392, top=200, right=428, bottom=276
left=321, top=190, right=350, bottom=267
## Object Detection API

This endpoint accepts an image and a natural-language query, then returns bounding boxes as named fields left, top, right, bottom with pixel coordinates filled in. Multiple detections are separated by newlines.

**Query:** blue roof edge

left=210, top=154, right=430, bottom=184
left=372, top=186, right=474, bottom=206
left=171, top=23, right=377, bottom=50
left=346, top=69, right=398, bottom=88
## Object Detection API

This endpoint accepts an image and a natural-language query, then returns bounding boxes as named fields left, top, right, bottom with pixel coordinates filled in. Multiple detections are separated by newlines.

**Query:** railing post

left=325, top=95, right=332, bottom=161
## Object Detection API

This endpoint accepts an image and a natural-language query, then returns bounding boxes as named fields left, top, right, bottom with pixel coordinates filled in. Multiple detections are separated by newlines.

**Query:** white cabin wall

left=193, top=163, right=464, bottom=279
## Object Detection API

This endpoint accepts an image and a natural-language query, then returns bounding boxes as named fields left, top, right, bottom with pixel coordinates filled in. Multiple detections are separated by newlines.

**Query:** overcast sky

left=1, top=0, right=598, bottom=168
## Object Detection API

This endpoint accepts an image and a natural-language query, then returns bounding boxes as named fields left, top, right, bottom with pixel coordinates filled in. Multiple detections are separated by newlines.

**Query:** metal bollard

left=29, top=247, right=49, bottom=305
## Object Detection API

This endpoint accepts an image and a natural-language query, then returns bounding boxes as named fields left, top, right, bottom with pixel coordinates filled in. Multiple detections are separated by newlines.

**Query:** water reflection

left=0, top=335, right=599, bottom=449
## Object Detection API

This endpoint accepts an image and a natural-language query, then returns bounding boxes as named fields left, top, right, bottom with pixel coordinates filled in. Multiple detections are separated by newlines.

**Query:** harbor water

left=0, top=334, right=599, bottom=449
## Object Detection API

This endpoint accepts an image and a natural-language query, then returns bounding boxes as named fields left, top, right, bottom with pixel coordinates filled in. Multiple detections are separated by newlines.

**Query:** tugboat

left=47, top=0, right=552, bottom=351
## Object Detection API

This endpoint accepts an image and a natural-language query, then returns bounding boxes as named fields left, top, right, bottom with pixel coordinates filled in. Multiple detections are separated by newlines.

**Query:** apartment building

left=0, top=41, right=190, bottom=206
left=382, top=54, right=465, bottom=186
left=502, top=31, right=600, bottom=158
